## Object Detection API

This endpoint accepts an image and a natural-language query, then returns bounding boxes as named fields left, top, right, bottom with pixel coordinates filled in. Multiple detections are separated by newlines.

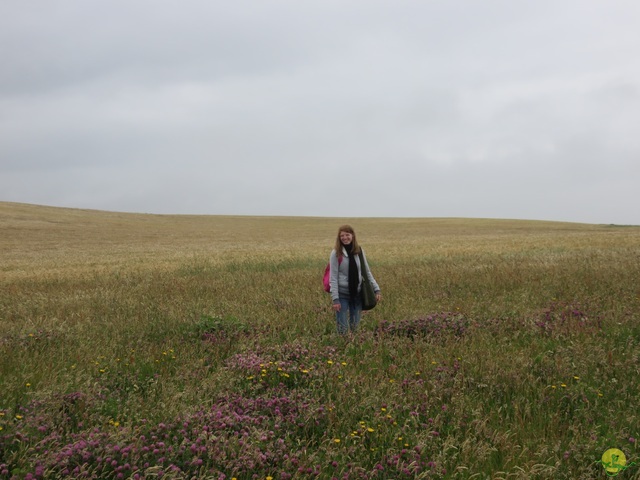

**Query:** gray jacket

left=329, top=247, right=380, bottom=304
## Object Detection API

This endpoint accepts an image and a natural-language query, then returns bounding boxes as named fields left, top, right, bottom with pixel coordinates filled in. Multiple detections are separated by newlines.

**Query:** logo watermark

left=599, top=448, right=636, bottom=477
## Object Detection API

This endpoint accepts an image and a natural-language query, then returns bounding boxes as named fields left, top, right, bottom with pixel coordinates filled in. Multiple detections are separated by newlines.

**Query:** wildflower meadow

left=1, top=202, right=639, bottom=479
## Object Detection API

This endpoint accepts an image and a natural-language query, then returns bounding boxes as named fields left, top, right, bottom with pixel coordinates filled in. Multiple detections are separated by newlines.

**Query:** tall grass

left=1, top=202, right=639, bottom=479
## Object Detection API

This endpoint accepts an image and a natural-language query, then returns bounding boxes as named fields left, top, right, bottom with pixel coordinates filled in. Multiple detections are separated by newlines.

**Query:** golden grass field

left=1, top=201, right=639, bottom=479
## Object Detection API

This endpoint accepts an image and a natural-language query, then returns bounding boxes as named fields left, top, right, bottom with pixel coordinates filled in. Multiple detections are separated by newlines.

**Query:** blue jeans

left=336, top=296, right=362, bottom=335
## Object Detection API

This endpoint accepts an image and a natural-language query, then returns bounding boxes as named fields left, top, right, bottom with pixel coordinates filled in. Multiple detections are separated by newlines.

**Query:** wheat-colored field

left=1, top=201, right=639, bottom=479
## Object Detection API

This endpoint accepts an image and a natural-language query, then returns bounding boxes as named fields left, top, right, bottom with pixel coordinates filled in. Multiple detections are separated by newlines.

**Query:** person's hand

left=375, top=293, right=382, bottom=302
left=332, top=303, right=341, bottom=312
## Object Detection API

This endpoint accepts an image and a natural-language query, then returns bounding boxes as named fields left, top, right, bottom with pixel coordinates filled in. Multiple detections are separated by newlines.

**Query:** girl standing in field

left=329, top=225, right=381, bottom=335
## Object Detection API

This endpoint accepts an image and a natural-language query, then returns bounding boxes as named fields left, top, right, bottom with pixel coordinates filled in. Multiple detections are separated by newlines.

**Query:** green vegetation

left=1, top=202, right=639, bottom=479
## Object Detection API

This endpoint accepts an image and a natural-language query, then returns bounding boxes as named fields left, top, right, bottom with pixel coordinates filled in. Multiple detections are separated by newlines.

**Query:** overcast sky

left=1, top=1, right=639, bottom=224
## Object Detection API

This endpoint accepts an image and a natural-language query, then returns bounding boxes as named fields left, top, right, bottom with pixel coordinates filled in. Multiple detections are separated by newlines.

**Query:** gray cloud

left=1, top=0, right=639, bottom=223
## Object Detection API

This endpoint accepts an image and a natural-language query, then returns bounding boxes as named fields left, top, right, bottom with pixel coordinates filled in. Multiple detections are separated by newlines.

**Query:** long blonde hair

left=334, top=224, right=361, bottom=258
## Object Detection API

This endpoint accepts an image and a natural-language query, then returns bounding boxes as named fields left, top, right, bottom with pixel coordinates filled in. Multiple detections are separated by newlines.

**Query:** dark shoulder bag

left=358, top=251, right=377, bottom=311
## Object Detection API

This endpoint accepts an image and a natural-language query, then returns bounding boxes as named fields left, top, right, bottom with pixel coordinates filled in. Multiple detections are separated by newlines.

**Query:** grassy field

left=1, top=201, right=639, bottom=479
